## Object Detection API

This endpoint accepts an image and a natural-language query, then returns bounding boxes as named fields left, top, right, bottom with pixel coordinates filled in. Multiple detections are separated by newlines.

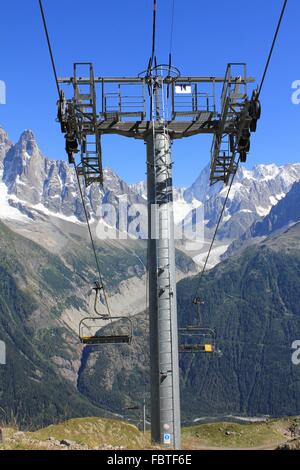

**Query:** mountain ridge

left=1, top=127, right=300, bottom=248
left=225, top=179, right=300, bottom=257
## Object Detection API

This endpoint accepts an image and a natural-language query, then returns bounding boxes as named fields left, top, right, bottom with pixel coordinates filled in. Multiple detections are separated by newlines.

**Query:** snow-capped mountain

left=130, top=181, right=202, bottom=226
left=225, top=178, right=300, bottom=258
left=1, top=128, right=146, bottom=229
left=1, top=126, right=300, bottom=254
left=129, top=180, right=147, bottom=199
left=132, top=161, right=300, bottom=242
left=200, top=163, right=300, bottom=240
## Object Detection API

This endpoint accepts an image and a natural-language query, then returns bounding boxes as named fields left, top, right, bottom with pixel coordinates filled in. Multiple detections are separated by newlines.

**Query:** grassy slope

left=0, top=416, right=295, bottom=450
left=182, top=420, right=287, bottom=449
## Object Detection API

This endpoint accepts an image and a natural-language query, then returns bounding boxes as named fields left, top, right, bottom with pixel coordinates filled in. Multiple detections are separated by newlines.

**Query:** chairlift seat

left=79, top=315, right=133, bottom=346
left=179, top=325, right=216, bottom=354
left=81, top=334, right=131, bottom=345
left=179, top=343, right=214, bottom=353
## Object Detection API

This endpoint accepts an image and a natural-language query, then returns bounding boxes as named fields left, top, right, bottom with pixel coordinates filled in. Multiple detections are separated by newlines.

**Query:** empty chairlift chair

left=79, top=317, right=133, bottom=345
left=178, top=298, right=218, bottom=354
left=79, top=282, right=133, bottom=345
left=178, top=326, right=216, bottom=353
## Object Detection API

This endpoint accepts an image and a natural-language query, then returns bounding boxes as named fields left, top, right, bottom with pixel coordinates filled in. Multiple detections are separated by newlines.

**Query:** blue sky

left=0, top=0, right=299, bottom=187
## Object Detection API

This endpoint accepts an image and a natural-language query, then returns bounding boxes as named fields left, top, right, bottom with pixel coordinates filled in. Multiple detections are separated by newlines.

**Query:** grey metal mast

left=57, top=63, right=258, bottom=449
left=146, top=71, right=181, bottom=447
left=147, top=129, right=180, bottom=448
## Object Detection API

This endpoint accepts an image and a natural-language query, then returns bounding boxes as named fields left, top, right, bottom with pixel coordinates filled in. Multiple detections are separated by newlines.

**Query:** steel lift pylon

left=57, top=62, right=260, bottom=449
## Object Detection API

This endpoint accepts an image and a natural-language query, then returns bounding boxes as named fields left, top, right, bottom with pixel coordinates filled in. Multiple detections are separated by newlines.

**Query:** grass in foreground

left=182, top=419, right=290, bottom=449
left=0, top=416, right=297, bottom=450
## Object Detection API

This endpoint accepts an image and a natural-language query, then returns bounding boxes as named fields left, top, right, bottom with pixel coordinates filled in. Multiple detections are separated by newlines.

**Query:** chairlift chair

left=178, top=298, right=219, bottom=354
left=178, top=326, right=216, bottom=353
left=79, top=316, right=133, bottom=345
left=78, top=282, right=133, bottom=345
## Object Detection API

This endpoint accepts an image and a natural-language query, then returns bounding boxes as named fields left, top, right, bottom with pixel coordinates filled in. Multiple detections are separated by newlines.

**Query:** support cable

left=38, top=0, right=113, bottom=322
left=258, top=0, right=288, bottom=98
left=150, top=0, right=157, bottom=67
left=193, top=158, right=240, bottom=300
left=192, top=0, right=288, bottom=300
left=38, top=0, right=60, bottom=98
left=74, top=167, right=113, bottom=320
left=169, top=0, right=175, bottom=57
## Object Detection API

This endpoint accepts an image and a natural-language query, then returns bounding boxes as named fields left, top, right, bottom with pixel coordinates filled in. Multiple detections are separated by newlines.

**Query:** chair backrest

left=79, top=316, right=133, bottom=346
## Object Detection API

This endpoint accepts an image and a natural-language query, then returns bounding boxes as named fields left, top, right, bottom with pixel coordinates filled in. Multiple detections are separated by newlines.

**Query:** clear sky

left=0, top=0, right=299, bottom=187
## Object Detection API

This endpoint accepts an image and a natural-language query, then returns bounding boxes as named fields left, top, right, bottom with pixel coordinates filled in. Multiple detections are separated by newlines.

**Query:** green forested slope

left=78, top=224, right=300, bottom=419
left=0, top=219, right=195, bottom=427
left=0, top=221, right=108, bottom=427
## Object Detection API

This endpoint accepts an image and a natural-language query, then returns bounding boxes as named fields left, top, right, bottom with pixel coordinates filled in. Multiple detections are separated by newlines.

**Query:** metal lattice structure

left=58, top=63, right=259, bottom=187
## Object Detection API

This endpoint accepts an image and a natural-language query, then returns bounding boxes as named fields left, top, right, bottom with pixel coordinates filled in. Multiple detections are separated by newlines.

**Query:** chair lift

left=178, top=298, right=219, bottom=354
left=79, top=282, right=133, bottom=345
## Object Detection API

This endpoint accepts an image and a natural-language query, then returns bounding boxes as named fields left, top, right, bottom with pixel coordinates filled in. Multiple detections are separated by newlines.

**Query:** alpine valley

left=0, top=126, right=300, bottom=427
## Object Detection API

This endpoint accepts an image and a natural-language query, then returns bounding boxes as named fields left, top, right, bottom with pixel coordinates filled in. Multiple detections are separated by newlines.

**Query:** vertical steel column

left=146, top=130, right=181, bottom=449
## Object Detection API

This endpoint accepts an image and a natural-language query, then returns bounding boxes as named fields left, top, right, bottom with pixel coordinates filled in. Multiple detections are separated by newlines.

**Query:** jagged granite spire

left=0, top=127, right=12, bottom=171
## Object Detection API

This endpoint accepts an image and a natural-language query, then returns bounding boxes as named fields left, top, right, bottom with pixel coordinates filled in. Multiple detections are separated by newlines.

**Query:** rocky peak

left=0, top=127, right=147, bottom=224
left=129, top=180, right=147, bottom=199
left=180, top=162, right=300, bottom=240
left=0, top=127, right=12, bottom=171
left=3, top=129, right=46, bottom=203
left=18, top=129, right=37, bottom=158
left=183, top=163, right=221, bottom=204
left=0, top=127, right=11, bottom=144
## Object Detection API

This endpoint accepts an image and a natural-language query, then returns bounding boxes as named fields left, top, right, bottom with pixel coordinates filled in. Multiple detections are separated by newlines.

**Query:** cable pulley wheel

left=249, top=99, right=261, bottom=120
left=250, top=119, right=257, bottom=133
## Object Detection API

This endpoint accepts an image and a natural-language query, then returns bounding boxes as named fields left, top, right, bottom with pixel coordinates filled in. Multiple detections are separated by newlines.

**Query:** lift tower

left=57, top=62, right=258, bottom=448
